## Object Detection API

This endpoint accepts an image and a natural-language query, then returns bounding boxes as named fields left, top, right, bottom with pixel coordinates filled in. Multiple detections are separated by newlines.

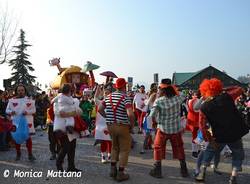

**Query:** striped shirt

left=102, top=92, right=132, bottom=124
left=150, top=94, right=185, bottom=134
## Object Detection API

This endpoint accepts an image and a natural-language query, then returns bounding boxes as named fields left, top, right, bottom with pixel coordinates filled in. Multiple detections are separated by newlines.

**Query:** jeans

left=197, top=149, right=220, bottom=171
left=202, top=139, right=244, bottom=171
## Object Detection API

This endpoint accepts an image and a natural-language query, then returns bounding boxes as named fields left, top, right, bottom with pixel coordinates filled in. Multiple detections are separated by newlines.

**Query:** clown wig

left=199, top=78, right=223, bottom=97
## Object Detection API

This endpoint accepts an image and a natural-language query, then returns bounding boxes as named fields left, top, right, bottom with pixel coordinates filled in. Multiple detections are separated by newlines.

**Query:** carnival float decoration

left=49, top=58, right=100, bottom=93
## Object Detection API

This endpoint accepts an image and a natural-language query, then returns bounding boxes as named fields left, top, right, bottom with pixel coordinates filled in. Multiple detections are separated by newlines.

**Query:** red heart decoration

left=26, top=103, right=31, bottom=107
left=13, top=103, right=18, bottom=107
left=104, top=130, right=109, bottom=135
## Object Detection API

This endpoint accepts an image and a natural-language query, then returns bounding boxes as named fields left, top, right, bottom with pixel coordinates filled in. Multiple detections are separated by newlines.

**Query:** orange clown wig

left=199, top=78, right=223, bottom=98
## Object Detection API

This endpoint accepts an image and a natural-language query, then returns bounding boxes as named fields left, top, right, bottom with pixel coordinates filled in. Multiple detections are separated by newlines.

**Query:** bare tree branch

left=0, top=3, right=19, bottom=64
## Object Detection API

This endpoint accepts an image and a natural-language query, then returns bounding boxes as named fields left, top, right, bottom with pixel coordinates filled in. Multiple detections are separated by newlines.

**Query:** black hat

left=161, top=78, right=172, bottom=85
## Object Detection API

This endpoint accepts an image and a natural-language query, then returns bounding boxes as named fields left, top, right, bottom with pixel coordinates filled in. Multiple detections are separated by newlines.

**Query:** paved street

left=0, top=129, right=249, bottom=184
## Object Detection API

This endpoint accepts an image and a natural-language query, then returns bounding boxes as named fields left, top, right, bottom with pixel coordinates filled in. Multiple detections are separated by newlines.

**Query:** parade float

left=48, top=58, right=100, bottom=94
left=48, top=57, right=119, bottom=95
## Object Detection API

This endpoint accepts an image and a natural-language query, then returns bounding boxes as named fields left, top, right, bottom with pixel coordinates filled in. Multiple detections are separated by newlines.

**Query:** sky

left=0, top=0, right=250, bottom=90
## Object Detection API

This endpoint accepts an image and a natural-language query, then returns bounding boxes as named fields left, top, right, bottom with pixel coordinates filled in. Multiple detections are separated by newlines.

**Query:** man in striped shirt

left=98, top=78, right=135, bottom=182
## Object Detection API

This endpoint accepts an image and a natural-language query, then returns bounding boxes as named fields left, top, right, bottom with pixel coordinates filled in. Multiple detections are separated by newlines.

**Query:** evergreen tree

left=8, top=29, right=36, bottom=89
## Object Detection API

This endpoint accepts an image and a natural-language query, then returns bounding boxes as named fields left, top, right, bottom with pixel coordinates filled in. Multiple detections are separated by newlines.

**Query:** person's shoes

left=229, top=176, right=237, bottom=184
left=116, top=171, right=129, bottom=182
left=67, top=168, right=82, bottom=172
left=192, top=152, right=198, bottom=159
left=101, top=156, right=107, bottom=164
left=137, top=129, right=142, bottom=134
left=195, top=165, right=206, bottom=182
left=140, top=150, right=145, bottom=154
left=213, top=167, right=222, bottom=175
left=192, top=170, right=199, bottom=177
left=107, top=156, right=111, bottom=163
left=56, top=163, right=64, bottom=171
left=15, top=153, right=21, bottom=161
left=180, top=161, right=189, bottom=177
left=50, top=154, right=56, bottom=160
left=109, top=166, right=117, bottom=178
left=28, top=154, right=36, bottom=161
left=149, top=162, right=162, bottom=178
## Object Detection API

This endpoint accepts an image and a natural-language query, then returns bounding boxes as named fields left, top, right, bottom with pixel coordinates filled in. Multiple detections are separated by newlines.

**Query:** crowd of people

left=0, top=78, right=250, bottom=184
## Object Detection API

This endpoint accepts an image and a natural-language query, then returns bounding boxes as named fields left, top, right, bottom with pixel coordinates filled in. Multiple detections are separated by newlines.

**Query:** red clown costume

left=186, top=92, right=200, bottom=158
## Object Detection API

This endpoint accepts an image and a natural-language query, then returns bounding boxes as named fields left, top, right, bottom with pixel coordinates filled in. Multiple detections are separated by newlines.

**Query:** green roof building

left=172, top=65, right=244, bottom=90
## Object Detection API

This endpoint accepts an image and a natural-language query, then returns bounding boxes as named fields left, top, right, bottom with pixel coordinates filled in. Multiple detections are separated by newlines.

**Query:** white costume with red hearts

left=94, top=98, right=111, bottom=141
left=6, top=97, right=36, bottom=133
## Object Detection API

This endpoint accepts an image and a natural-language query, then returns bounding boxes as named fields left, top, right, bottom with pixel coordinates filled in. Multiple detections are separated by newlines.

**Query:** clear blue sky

left=1, top=0, right=250, bottom=89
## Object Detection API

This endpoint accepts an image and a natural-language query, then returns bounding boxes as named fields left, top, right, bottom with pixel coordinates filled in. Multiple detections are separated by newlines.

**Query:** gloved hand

left=66, top=126, right=74, bottom=134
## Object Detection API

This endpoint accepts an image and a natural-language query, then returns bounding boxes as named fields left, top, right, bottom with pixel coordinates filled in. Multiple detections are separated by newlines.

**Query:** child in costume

left=94, top=84, right=112, bottom=163
left=79, top=92, right=93, bottom=134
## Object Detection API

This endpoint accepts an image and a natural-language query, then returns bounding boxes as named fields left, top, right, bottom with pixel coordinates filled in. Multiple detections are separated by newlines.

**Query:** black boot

left=67, top=167, right=82, bottom=172
left=109, top=165, right=117, bottom=179
left=149, top=161, right=162, bottom=178
left=195, top=165, right=206, bottom=182
left=116, top=171, right=129, bottom=182
left=180, top=160, right=189, bottom=177
left=56, top=160, right=64, bottom=171
left=229, top=176, right=237, bottom=184
left=28, top=154, right=36, bottom=161
left=50, top=153, right=56, bottom=160
left=15, top=153, right=21, bottom=161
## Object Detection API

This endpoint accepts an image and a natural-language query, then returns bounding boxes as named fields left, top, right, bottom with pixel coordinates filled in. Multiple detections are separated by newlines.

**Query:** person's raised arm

left=98, top=102, right=106, bottom=118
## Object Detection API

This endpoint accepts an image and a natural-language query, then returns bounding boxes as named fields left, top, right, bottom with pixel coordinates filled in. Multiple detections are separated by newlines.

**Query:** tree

left=237, top=75, right=250, bottom=84
left=0, top=4, right=18, bottom=64
left=8, top=29, right=36, bottom=89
